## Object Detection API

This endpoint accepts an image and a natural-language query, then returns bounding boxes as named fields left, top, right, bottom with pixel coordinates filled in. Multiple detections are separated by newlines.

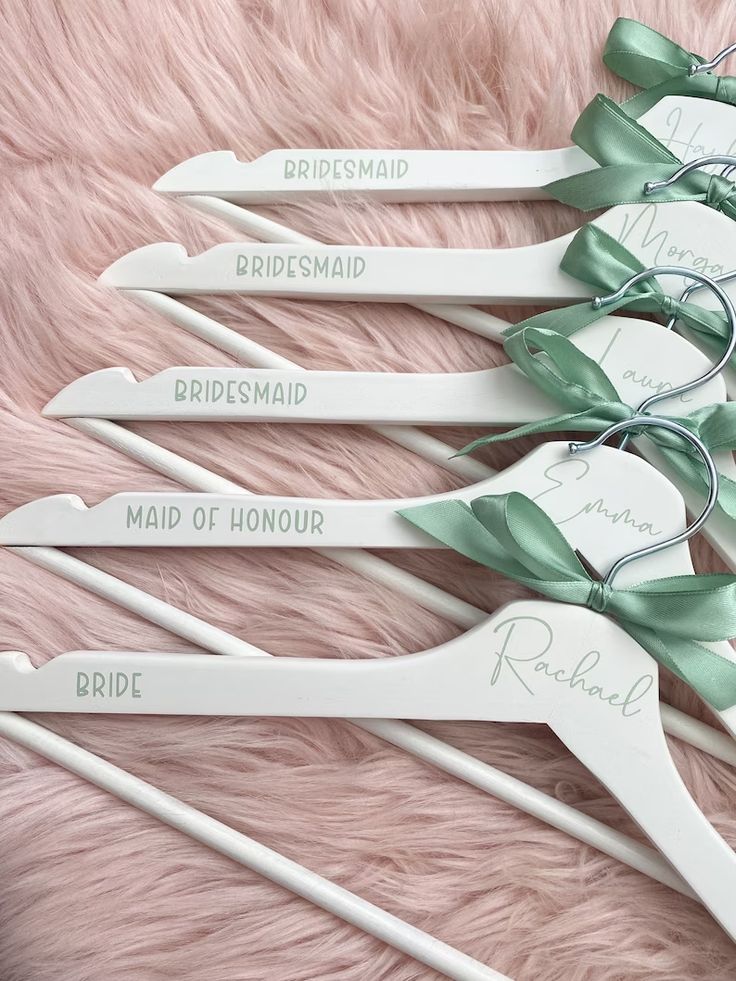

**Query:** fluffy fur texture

left=1, top=1, right=735, bottom=978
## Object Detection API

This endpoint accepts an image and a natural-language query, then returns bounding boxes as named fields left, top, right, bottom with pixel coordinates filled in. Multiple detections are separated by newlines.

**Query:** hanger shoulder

left=151, top=98, right=736, bottom=203
left=552, top=668, right=736, bottom=943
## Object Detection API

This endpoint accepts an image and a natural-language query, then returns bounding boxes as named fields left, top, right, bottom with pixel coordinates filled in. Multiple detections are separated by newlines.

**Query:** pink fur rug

left=1, top=1, right=735, bottom=978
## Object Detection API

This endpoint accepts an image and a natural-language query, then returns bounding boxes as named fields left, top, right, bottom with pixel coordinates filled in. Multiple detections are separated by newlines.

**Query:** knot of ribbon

left=543, top=95, right=736, bottom=220
left=586, top=580, right=612, bottom=614
left=503, top=223, right=733, bottom=362
left=706, top=173, right=736, bottom=212
left=458, top=325, right=736, bottom=521
left=398, top=491, right=736, bottom=709
left=603, top=18, right=736, bottom=118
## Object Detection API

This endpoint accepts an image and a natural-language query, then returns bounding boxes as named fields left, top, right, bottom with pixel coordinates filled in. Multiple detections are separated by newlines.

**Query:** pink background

left=1, top=1, right=735, bottom=978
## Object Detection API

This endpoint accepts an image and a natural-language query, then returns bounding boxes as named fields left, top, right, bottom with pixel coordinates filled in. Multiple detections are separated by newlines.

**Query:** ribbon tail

left=455, top=410, right=621, bottom=457
left=624, top=622, right=736, bottom=710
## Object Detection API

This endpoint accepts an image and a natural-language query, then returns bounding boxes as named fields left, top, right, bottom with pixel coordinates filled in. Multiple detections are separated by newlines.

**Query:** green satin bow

left=604, top=17, right=736, bottom=117
left=544, top=95, right=736, bottom=218
left=398, top=491, right=736, bottom=709
left=458, top=325, right=736, bottom=520
left=503, top=223, right=732, bottom=359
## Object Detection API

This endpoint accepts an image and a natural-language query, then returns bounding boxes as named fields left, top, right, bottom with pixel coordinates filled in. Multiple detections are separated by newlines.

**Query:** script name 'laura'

left=236, top=253, right=366, bottom=280
left=173, top=377, right=308, bottom=406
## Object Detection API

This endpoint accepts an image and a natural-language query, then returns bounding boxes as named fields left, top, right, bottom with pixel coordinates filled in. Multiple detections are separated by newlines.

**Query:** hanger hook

left=643, top=154, right=736, bottom=196
left=593, top=265, right=736, bottom=414
left=689, top=41, right=736, bottom=75
left=666, top=270, right=736, bottom=332
left=569, top=416, right=719, bottom=586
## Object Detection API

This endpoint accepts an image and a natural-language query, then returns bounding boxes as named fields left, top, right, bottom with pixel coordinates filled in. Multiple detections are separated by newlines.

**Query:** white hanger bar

left=99, top=202, right=736, bottom=306
left=8, top=543, right=700, bottom=893
left=152, top=97, right=736, bottom=202
left=0, top=712, right=504, bottom=981
left=22, top=416, right=736, bottom=770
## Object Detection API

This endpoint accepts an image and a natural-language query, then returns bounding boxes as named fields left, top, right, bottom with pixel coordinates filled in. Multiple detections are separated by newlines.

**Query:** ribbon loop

left=503, top=224, right=733, bottom=360
left=398, top=491, right=736, bottom=710
left=544, top=94, right=736, bottom=220
left=602, top=18, right=736, bottom=117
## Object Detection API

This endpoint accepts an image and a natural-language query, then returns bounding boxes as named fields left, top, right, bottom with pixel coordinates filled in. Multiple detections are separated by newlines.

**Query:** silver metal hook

left=666, top=269, right=736, bottom=332
left=569, top=416, right=719, bottom=586
left=643, top=154, right=736, bottom=196
left=689, top=42, right=736, bottom=75
left=592, top=266, right=736, bottom=417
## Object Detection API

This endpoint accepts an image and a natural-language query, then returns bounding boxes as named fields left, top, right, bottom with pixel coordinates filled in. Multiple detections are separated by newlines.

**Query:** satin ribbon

left=398, top=492, right=736, bottom=709
left=503, top=223, right=732, bottom=359
left=604, top=17, right=736, bottom=117
left=544, top=95, right=736, bottom=217
left=458, top=325, right=736, bottom=520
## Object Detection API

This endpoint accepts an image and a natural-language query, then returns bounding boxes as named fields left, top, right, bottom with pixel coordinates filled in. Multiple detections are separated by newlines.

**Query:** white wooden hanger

left=151, top=98, right=735, bottom=203
left=97, top=200, right=736, bottom=305
left=12, top=539, right=712, bottom=899
left=3, top=418, right=736, bottom=943
left=39, top=316, right=725, bottom=425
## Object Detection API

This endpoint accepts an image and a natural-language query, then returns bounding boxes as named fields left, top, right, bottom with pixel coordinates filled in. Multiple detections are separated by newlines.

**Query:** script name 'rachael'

left=236, top=253, right=366, bottom=280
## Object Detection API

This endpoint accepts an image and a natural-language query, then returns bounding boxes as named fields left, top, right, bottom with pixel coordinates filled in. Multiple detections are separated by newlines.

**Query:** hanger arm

left=151, top=98, right=736, bottom=202
left=553, top=710, right=736, bottom=942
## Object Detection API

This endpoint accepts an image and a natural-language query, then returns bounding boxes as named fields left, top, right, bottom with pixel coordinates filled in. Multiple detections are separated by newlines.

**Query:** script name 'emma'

left=236, top=253, right=366, bottom=280
left=283, top=156, right=409, bottom=182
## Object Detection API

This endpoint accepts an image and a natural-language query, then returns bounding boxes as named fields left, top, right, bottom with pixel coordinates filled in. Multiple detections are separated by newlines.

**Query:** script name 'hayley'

left=656, top=105, right=736, bottom=164
left=492, top=616, right=654, bottom=719
left=283, top=156, right=409, bottom=182
left=236, top=253, right=366, bottom=280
